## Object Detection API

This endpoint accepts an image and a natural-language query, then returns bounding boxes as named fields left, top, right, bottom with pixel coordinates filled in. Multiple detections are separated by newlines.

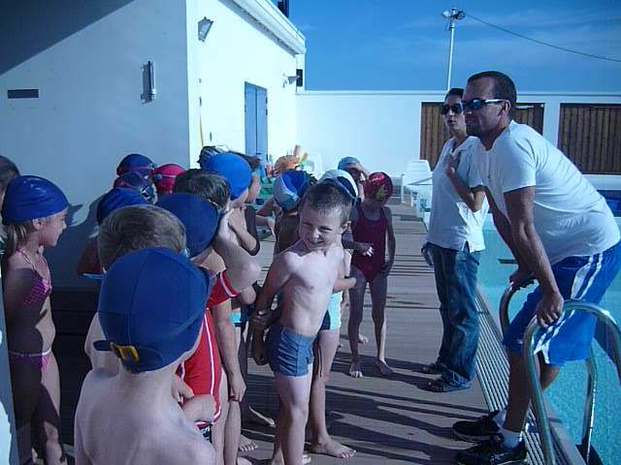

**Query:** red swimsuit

left=351, top=204, right=388, bottom=282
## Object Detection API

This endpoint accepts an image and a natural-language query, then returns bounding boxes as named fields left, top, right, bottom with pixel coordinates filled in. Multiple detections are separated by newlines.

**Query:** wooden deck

left=54, top=202, right=490, bottom=464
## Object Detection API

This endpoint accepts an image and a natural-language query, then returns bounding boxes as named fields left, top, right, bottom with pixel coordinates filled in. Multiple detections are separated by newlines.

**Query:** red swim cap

left=363, top=172, right=393, bottom=202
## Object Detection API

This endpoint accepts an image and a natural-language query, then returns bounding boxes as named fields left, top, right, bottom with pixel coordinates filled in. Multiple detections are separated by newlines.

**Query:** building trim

left=230, top=0, right=306, bottom=54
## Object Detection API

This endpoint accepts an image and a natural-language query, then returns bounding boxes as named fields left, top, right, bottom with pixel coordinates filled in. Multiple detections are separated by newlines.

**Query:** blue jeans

left=429, top=243, right=481, bottom=387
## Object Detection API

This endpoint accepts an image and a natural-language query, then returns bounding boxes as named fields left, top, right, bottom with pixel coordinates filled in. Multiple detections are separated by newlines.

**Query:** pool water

left=477, top=219, right=621, bottom=465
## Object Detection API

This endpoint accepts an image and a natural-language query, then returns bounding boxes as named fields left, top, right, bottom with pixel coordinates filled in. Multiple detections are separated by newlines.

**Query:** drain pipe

left=523, top=302, right=621, bottom=465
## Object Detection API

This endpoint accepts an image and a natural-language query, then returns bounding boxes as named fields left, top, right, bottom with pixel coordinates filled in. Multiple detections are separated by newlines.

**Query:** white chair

left=400, top=159, right=433, bottom=216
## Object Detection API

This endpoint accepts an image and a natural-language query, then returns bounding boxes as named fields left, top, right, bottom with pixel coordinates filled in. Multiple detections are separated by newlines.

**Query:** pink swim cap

left=363, top=172, right=393, bottom=202
left=153, top=164, right=185, bottom=195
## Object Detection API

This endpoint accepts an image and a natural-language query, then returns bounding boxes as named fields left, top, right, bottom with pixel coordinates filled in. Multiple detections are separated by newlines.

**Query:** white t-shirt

left=475, top=121, right=619, bottom=264
left=427, top=136, right=489, bottom=252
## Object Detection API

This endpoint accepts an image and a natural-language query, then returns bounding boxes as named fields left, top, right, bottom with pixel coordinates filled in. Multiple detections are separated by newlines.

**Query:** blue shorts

left=320, top=292, right=343, bottom=331
left=266, top=324, right=314, bottom=377
left=504, top=241, right=621, bottom=366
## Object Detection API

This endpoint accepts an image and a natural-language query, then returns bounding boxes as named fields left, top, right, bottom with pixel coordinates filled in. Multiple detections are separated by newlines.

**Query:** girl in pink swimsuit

left=347, top=172, right=396, bottom=379
left=2, top=175, right=69, bottom=464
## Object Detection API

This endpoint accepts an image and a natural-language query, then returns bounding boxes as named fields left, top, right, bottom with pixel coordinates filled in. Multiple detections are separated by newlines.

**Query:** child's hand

left=172, top=374, right=194, bottom=403
left=228, top=372, right=247, bottom=402
left=217, top=209, right=235, bottom=242
left=356, top=242, right=374, bottom=257
left=251, top=330, right=268, bottom=366
left=252, top=309, right=271, bottom=330
left=227, top=208, right=246, bottom=233
left=267, top=217, right=276, bottom=236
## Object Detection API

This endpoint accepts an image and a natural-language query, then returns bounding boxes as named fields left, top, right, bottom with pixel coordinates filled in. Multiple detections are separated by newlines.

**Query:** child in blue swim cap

left=75, top=247, right=216, bottom=465
left=2, top=175, right=69, bottom=464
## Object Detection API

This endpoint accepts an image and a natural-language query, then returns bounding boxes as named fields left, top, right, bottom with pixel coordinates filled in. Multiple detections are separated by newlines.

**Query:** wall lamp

left=198, top=18, right=214, bottom=41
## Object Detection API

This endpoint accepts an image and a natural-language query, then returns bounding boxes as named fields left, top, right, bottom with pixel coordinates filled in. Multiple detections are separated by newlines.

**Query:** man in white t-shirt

left=453, top=71, right=621, bottom=465
left=421, top=87, right=489, bottom=393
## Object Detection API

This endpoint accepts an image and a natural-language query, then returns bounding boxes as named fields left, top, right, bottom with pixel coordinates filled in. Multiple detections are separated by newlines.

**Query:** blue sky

left=286, top=0, right=621, bottom=92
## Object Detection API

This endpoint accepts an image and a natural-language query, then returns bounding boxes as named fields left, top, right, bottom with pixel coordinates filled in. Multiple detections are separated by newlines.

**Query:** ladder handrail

left=499, top=277, right=535, bottom=335
left=499, top=282, right=602, bottom=464
left=523, top=301, right=621, bottom=465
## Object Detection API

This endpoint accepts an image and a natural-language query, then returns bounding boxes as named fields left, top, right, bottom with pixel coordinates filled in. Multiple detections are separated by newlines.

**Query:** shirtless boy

left=253, top=181, right=353, bottom=465
left=74, top=247, right=215, bottom=465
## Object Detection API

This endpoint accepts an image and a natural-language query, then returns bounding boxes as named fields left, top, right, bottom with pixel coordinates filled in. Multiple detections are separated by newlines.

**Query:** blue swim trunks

left=320, top=292, right=343, bottom=331
left=266, top=324, right=315, bottom=377
left=504, top=241, right=621, bottom=366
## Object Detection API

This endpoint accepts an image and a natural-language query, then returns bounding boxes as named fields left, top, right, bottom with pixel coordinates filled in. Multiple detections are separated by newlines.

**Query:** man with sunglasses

left=421, top=87, right=488, bottom=393
left=453, top=71, right=621, bottom=465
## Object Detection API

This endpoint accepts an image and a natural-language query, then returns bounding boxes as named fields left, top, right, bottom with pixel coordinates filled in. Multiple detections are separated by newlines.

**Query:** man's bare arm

left=505, top=187, right=563, bottom=325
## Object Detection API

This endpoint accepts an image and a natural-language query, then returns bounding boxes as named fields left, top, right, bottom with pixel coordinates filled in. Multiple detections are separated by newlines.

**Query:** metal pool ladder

left=499, top=282, right=621, bottom=465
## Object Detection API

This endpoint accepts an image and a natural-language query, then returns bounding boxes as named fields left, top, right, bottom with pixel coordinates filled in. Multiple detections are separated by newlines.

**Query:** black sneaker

left=453, top=410, right=501, bottom=442
left=455, top=435, right=527, bottom=465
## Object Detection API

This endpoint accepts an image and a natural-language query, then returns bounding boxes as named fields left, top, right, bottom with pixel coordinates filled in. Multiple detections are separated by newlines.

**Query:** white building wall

left=0, top=0, right=191, bottom=288
left=189, top=0, right=302, bottom=163
left=297, top=91, right=621, bottom=177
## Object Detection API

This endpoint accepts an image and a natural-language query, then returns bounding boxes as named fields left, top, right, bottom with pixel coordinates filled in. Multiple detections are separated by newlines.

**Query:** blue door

left=244, top=83, right=268, bottom=166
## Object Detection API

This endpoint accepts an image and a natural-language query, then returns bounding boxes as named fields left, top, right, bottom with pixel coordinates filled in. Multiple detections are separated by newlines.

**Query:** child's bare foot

left=376, top=359, right=393, bottom=376
left=238, top=434, right=258, bottom=454
left=270, top=452, right=311, bottom=464
left=348, top=360, right=363, bottom=378
left=244, top=405, right=275, bottom=428
left=357, top=333, right=368, bottom=344
left=310, top=439, right=356, bottom=459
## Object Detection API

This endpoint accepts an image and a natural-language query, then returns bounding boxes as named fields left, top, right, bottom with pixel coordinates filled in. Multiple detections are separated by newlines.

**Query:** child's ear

left=31, top=218, right=44, bottom=231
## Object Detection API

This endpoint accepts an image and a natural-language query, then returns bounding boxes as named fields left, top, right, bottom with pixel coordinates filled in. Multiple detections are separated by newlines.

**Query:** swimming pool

left=478, top=218, right=621, bottom=465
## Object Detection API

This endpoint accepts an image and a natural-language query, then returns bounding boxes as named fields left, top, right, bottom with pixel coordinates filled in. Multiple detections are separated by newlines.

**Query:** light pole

left=442, top=8, right=465, bottom=90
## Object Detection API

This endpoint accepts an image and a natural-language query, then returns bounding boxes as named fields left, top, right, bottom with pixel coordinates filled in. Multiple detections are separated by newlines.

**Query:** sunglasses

left=440, top=103, right=463, bottom=115
left=462, top=98, right=508, bottom=112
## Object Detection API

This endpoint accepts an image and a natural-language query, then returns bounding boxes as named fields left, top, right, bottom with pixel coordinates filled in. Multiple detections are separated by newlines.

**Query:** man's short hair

left=301, top=182, right=352, bottom=224
left=98, top=205, right=186, bottom=270
left=446, top=87, right=464, bottom=99
left=173, top=169, right=230, bottom=210
left=467, top=71, right=517, bottom=107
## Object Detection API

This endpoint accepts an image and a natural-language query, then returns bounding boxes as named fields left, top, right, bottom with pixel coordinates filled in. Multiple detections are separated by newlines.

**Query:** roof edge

left=230, top=0, right=306, bottom=54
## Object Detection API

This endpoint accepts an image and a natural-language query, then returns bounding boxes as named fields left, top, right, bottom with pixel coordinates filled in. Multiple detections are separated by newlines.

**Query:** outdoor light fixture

left=198, top=17, right=214, bottom=41
left=442, top=7, right=465, bottom=90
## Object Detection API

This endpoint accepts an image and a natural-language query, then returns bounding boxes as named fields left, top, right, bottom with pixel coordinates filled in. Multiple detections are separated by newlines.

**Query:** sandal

left=420, top=377, right=469, bottom=393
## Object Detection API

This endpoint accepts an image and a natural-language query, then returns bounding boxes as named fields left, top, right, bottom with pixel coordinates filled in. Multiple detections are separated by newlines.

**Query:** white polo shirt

left=427, top=136, right=489, bottom=252
left=475, top=121, right=619, bottom=264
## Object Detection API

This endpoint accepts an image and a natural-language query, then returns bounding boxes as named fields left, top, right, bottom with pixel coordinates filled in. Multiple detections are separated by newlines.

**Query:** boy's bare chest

left=290, top=255, right=338, bottom=292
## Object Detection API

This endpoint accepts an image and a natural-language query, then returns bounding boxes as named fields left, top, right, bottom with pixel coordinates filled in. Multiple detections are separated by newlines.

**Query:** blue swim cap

left=319, top=169, right=358, bottom=201
left=337, top=156, right=360, bottom=171
left=2, top=175, right=69, bottom=225
left=113, top=172, right=157, bottom=204
left=94, top=248, right=207, bottom=373
left=199, top=152, right=252, bottom=200
left=116, top=153, right=156, bottom=177
left=273, top=170, right=312, bottom=212
left=157, top=193, right=220, bottom=258
left=97, top=188, right=147, bottom=225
